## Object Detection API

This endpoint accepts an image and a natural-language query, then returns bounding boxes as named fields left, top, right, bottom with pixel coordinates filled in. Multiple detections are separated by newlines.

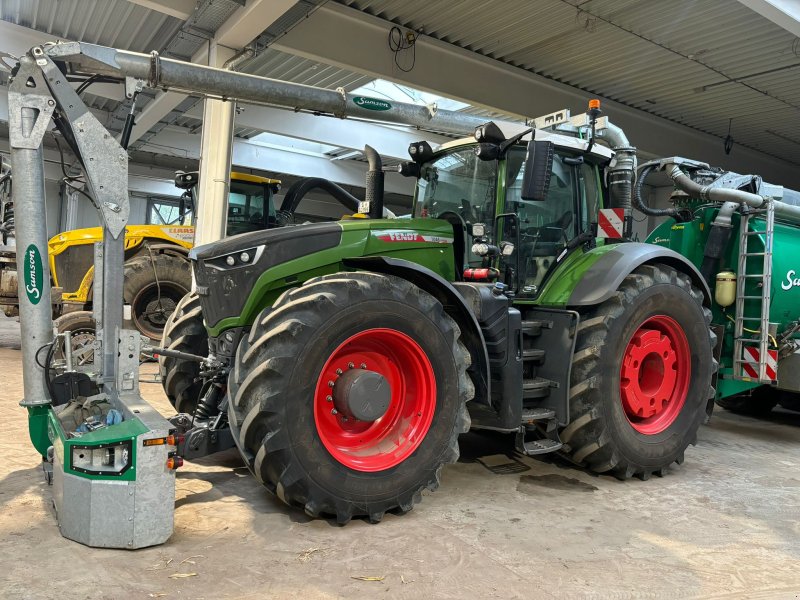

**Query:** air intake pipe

left=597, top=122, right=636, bottom=212
left=364, top=145, right=385, bottom=220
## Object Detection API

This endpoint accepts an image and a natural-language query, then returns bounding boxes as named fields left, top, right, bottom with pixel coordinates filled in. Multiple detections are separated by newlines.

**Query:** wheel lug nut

left=360, top=363, right=367, bottom=369
left=328, top=380, right=334, bottom=388
left=331, top=409, right=338, bottom=415
left=335, top=368, right=343, bottom=375
left=347, top=362, right=354, bottom=369
left=326, top=395, right=333, bottom=402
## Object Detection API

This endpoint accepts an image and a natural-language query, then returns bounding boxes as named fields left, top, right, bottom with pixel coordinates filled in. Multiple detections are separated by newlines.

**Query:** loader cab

left=411, top=138, right=604, bottom=296
left=174, top=171, right=281, bottom=236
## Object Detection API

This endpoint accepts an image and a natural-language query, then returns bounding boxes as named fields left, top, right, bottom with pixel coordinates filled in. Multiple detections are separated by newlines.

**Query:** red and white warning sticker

left=373, top=230, right=453, bottom=244
left=742, top=346, right=778, bottom=380
left=598, top=208, right=626, bottom=238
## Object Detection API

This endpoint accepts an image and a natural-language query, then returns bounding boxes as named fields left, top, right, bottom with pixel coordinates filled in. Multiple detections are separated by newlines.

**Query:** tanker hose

left=633, top=164, right=690, bottom=220
left=364, top=145, right=385, bottom=220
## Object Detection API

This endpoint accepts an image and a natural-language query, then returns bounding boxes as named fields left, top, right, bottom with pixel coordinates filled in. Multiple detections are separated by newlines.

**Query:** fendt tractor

left=0, top=170, right=281, bottom=343
left=637, top=158, right=800, bottom=415
left=12, top=41, right=729, bottom=548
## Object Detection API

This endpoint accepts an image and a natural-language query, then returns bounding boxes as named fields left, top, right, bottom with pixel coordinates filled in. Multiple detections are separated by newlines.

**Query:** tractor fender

left=136, top=242, right=190, bottom=260
left=342, top=256, right=491, bottom=406
left=568, top=242, right=711, bottom=307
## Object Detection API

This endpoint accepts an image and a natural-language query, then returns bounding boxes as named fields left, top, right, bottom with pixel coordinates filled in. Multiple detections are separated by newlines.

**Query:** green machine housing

left=644, top=157, right=800, bottom=408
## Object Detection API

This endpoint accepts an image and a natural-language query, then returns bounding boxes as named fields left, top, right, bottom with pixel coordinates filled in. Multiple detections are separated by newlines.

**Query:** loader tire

left=560, top=264, right=717, bottom=480
left=227, top=272, right=473, bottom=523
left=159, top=291, right=207, bottom=414
left=124, top=253, right=192, bottom=341
left=54, top=311, right=97, bottom=367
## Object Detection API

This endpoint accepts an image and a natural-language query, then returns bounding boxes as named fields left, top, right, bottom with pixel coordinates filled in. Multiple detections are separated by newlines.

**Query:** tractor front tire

left=124, top=253, right=192, bottom=341
left=159, top=291, right=207, bottom=414
left=561, top=264, right=716, bottom=480
left=227, top=272, right=473, bottom=523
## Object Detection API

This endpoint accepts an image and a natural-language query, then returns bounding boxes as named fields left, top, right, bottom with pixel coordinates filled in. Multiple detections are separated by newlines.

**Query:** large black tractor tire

left=159, top=291, right=207, bottom=414
left=227, top=272, right=473, bottom=523
left=716, top=386, right=778, bottom=416
left=560, top=264, right=717, bottom=480
left=124, top=253, right=192, bottom=341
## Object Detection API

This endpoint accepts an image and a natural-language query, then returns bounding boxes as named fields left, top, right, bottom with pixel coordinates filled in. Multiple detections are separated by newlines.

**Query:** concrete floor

left=1, top=316, right=799, bottom=599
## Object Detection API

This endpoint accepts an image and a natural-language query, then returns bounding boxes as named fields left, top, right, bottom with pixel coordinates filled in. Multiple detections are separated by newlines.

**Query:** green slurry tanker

left=639, top=157, right=800, bottom=415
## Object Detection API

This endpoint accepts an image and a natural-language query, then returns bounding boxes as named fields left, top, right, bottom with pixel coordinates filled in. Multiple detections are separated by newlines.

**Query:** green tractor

left=161, top=105, right=717, bottom=523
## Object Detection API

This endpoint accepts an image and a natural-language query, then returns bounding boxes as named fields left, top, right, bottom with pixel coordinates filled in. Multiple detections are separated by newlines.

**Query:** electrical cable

left=388, top=26, right=417, bottom=72
left=723, top=311, right=778, bottom=348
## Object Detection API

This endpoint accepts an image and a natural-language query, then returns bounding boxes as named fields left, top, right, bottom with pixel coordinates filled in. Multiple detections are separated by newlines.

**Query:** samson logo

left=23, top=244, right=43, bottom=305
left=352, top=96, right=392, bottom=111
left=781, top=269, right=800, bottom=291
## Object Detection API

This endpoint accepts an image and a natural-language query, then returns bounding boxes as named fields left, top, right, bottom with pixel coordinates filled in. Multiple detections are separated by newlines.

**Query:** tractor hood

left=190, top=222, right=343, bottom=329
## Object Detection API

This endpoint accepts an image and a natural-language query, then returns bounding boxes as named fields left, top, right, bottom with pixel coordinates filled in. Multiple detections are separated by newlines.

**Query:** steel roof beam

left=143, top=127, right=414, bottom=195
left=736, top=0, right=800, bottom=37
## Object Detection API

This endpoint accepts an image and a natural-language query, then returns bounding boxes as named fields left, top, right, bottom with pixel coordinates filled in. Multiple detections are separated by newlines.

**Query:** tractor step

left=522, top=377, right=553, bottom=399
left=515, top=430, right=563, bottom=456
left=522, top=348, right=546, bottom=362
left=521, top=407, right=556, bottom=424
left=521, top=319, right=551, bottom=337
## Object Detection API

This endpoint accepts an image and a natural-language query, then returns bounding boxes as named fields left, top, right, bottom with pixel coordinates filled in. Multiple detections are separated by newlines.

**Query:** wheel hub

left=620, top=329, right=677, bottom=419
left=313, top=328, right=436, bottom=472
left=332, top=369, right=391, bottom=422
left=619, top=315, right=691, bottom=435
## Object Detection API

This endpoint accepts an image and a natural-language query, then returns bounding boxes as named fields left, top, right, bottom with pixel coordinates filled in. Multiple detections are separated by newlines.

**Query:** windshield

left=226, top=179, right=276, bottom=236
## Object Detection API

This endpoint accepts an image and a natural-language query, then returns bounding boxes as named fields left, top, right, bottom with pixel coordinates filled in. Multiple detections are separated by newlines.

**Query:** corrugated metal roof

left=246, top=48, right=373, bottom=91
left=0, top=0, right=182, bottom=54
left=338, top=0, right=800, bottom=165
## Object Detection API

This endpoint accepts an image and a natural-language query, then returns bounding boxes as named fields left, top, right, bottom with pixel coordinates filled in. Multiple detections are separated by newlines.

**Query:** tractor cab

left=174, top=171, right=281, bottom=236
left=409, top=112, right=612, bottom=298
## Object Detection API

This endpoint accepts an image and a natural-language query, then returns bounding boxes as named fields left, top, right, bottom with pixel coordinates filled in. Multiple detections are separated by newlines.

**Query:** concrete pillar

left=194, top=41, right=236, bottom=247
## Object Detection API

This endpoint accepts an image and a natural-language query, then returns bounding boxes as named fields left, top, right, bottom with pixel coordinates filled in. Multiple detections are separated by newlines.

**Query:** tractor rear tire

left=159, top=291, right=207, bottom=414
left=227, top=272, right=473, bottom=523
left=124, top=253, right=192, bottom=341
left=716, top=386, right=778, bottom=416
left=560, top=264, right=717, bottom=480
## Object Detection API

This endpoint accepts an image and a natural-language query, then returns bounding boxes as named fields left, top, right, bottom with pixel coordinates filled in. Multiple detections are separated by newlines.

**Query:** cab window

left=505, top=148, right=583, bottom=295
left=415, top=147, right=498, bottom=266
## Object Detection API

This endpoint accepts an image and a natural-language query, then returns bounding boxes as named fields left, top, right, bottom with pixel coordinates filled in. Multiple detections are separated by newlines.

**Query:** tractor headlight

left=207, top=245, right=264, bottom=271
left=70, top=440, right=133, bottom=476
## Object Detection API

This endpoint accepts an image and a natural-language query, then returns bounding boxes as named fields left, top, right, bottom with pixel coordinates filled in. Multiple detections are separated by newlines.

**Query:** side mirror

left=521, top=140, right=554, bottom=201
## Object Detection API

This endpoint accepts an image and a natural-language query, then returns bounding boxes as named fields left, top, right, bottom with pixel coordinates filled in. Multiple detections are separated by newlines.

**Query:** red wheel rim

left=619, top=315, right=691, bottom=435
left=313, top=328, right=436, bottom=472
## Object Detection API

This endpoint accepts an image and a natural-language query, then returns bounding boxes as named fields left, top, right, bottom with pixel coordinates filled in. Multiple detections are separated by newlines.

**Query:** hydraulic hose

left=633, top=164, right=688, bottom=218
left=279, top=177, right=360, bottom=215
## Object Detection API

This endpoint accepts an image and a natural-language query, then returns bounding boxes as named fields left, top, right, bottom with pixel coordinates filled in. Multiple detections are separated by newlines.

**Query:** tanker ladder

left=733, top=200, right=776, bottom=384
